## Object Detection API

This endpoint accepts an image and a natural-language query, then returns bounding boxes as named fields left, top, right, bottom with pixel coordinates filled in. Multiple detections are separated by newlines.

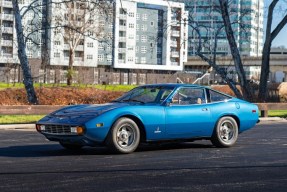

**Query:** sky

left=264, top=0, right=287, bottom=48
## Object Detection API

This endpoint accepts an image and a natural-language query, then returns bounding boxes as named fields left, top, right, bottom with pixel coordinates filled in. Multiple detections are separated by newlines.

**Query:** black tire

left=211, top=116, right=238, bottom=148
left=106, top=118, right=140, bottom=154
left=59, top=142, right=83, bottom=150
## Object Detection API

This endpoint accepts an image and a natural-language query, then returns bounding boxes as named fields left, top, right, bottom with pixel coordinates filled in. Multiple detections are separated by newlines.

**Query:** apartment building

left=0, top=0, right=18, bottom=67
left=178, top=0, right=264, bottom=57
left=48, top=0, right=188, bottom=70
left=0, top=0, right=188, bottom=84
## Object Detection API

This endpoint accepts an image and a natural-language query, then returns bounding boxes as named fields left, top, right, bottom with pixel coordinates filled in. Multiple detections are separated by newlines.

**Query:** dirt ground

left=0, top=87, right=123, bottom=105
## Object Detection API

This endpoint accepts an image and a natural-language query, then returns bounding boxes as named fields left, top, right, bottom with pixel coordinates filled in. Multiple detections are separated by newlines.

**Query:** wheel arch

left=218, top=114, right=240, bottom=131
left=111, top=115, right=147, bottom=143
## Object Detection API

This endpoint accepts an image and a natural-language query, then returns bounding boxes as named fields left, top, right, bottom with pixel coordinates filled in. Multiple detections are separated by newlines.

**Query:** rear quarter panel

left=208, top=100, right=259, bottom=133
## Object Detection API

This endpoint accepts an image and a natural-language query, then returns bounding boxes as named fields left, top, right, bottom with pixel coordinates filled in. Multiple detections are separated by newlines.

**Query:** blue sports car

left=36, top=84, right=259, bottom=154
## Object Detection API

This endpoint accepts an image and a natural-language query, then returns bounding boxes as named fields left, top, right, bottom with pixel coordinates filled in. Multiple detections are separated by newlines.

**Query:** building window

left=142, top=14, right=147, bottom=21
left=136, top=24, right=139, bottom=31
left=128, top=12, right=134, bottom=17
left=151, top=21, right=154, bottom=26
left=141, top=57, right=146, bottom=64
left=98, top=44, right=104, bottom=50
left=129, top=23, right=134, bottom=28
left=54, top=41, right=60, bottom=45
left=135, top=57, right=139, bottom=63
left=54, top=52, right=60, bottom=57
left=136, top=35, right=139, bottom=41
left=136, top=46, right=139, bottom=53
left=98, top=54, right=104, bottom=61
left=141, top=24, right=147, bottom=31
left=107, top=55, right=112, bottom=62
left=141, top=35, right=147, bottom=43
left=128, top=57, right=134, bottom=62
left=87, top=42, right=93, bottom=47
left=141, top=46, right=147, bottom=53
left=136, top=13, right=140, bottom=20
left=87, top=55, right=93, bottom=59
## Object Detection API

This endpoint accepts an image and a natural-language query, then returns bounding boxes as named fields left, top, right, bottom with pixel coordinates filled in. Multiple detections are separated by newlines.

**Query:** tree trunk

left=12, top=0, right=38, bottom=104
left=258, top=0, right=287, bottom=101
left=67, top=48, right=75, bottom=86
left=219, top=0, right=253, bottom=101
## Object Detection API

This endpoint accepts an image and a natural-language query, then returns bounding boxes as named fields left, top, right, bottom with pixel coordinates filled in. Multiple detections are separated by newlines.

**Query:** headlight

left=36, top=124, right=46, bottom=132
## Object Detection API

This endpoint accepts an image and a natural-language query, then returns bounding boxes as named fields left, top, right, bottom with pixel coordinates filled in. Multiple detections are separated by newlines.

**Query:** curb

left=259, top=117, right=286, bottom=121
left=0, top=124, right=35, bottom=130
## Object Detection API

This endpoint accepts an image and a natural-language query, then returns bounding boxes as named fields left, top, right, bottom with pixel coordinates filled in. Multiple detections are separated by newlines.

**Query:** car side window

left=172, top=88, right=206, bottom=105
left=209, top=89, right=231, bottom=103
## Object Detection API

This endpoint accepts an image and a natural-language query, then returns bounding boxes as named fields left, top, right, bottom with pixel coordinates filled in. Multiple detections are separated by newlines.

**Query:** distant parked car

left=36, top=84, right=259, bottom=154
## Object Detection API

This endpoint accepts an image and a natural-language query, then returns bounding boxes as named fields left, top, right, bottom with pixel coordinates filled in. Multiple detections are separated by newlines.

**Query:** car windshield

left=113, top=86, right=175, bottom=104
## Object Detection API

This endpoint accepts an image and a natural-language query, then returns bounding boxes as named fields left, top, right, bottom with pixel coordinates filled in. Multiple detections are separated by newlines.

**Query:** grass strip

left=0, top=115, right=45, bottom=124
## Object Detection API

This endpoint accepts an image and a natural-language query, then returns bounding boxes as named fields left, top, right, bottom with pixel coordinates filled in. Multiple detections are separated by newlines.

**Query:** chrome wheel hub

left=116, top=126, right=134, bottom=148
left=219, top=122, right=234, bottom=142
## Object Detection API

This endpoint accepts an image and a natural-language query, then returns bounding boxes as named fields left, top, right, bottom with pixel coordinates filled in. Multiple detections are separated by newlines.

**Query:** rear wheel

left=59, top=142, right=83, bottom=150
left=106, top=118, right=140, bottom=154
left=211, top=116, right=238, bottom=147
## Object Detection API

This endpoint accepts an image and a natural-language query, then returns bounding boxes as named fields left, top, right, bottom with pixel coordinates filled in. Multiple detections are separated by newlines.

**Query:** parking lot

left=0, top=121, right=286, bottom=192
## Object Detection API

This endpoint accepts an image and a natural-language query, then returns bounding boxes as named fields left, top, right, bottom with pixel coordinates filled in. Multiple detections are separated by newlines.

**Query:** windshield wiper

left=122, top=99, right=145, bottom=104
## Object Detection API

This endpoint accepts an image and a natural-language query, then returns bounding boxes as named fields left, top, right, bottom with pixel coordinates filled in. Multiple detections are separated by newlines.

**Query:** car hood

left=37, top=103, right=129, bottom=125
left=51, top=103, right=129, bottom=116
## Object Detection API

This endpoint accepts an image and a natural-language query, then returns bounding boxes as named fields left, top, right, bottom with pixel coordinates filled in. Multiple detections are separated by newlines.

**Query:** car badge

left=154, top=127, right=161, bottom=134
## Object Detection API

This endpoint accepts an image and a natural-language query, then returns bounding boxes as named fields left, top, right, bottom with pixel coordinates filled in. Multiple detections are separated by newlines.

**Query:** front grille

left=43, top=125, right=74, bottom=135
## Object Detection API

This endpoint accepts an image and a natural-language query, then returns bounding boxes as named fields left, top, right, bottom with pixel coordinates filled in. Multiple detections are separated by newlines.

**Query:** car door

left=165, top=87, right=213, bottom=138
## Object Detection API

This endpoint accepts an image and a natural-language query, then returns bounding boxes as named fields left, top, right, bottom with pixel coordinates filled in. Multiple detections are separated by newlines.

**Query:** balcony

left=2, top=0, right=13, bottom=7
left=171, top=30, right=180, bottom=37
left=1, top=13, right=14, bottom=21
left=119, top=14, right=127, bottom=20
left=75, top=45, right=84, bottom=51
left=1, top=40, right=13, bottom=47
left=63, top=44, right=70, bottom=50
left=118, top=59, right=125, bottom=63
left=171, top=51, right=179, bottom=57
left=119, top=26, right=126, bottom=31
left=118, top=48, right=126, bottom=53
left=119, top=37, right=126, bottom=42
left=1, top=27, right=13, bottom=34
left=170, top=41, right=177, bottom=47
left=171, top=61, right=179, bottom=66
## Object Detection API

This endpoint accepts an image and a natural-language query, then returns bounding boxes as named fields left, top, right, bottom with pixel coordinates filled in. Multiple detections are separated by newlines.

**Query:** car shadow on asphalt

left=0, top=141, right=214, bottom=157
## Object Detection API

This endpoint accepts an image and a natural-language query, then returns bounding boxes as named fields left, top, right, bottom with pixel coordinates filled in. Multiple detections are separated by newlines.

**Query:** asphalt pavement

left=0, top=121, right=286, bottom=192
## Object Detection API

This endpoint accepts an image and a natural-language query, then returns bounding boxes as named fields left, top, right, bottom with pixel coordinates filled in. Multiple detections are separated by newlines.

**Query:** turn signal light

left=252, top=110, right=257, bottom=113
left=71, top=126, right=85, bottom=135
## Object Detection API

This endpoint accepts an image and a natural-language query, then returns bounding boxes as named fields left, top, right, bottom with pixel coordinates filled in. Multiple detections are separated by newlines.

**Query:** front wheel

left=106, top=118, right=140, bottom=154
left=211, top=116, right=238, bottom=147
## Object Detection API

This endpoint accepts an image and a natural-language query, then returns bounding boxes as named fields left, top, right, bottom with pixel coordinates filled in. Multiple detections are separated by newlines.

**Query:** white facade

left=0, top=0, right=19, bottom=64
left=48, top=0, right=188, bottom=71
left=49, top=0, right=102, bottom=67
left=114, top=0, right=188, bottom=71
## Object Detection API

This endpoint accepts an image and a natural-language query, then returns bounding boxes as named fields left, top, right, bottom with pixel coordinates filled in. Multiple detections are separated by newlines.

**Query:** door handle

left=202, top=108, right=208, bottom=111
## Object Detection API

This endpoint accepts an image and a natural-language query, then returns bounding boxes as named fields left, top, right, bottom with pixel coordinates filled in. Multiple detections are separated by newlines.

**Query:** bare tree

left=181, top=0, right=255, bottom=100
left=12, top=0, right=38, bottom=104
left=53, top=0, right=112, bottom=85
left=258, top=0, right=287, bottom=101
left=219, top=0, right=253, bottom=100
